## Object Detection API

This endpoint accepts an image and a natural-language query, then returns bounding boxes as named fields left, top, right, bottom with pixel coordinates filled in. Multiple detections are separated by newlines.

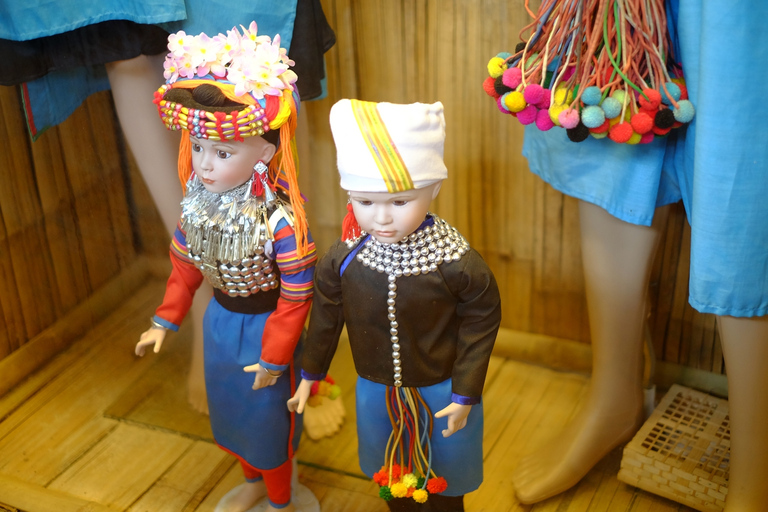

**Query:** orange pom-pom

left=589, top=118, right=611, bottom=134
left=638, top=88, right=661, bottom=110
left=608, top=122, right=633, bottom=143
left=483, top=76, right=499, bottom=98
left=630, top=111, right=654, bottom=134
left=426, top=477, right=448, bottom=494
left=374, top=468, right=390, bottom=486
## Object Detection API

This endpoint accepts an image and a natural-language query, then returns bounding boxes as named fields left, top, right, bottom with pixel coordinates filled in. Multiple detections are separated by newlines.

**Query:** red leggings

left=219, top=444, right=293, bottom=507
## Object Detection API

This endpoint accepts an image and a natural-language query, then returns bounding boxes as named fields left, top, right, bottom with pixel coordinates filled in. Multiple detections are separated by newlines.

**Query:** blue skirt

left=203, top=297, right=302, bottom=470
left=356, top=377, right=484, bottom=497
left=523, top=0, right=768, bottom=317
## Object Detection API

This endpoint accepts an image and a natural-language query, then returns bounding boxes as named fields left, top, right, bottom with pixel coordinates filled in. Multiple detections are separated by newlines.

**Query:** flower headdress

left=485, top=0, right=694, bottom=145
left=153, top=22, right=309, bottom=256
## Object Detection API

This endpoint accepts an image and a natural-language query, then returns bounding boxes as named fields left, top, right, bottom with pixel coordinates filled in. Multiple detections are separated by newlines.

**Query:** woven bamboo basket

left=618, top=384, right=730, bottom=511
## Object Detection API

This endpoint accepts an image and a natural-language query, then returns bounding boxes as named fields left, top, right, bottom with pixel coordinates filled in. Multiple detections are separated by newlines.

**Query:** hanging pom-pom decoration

left=482, top=77, right=499, bottom=98
left=485, top=0, right=694, bottom=145
left=567, top=123, right=590, bottom=142
left=517, top=105, right=539, bottom=125
left=342, top=202, right=362, bottom=242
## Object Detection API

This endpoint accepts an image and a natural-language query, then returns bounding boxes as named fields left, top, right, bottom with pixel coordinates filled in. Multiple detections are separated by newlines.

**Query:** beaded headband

left=485, top=0, right=695, bottom=145
left=153, top=22, right=297, bottom=141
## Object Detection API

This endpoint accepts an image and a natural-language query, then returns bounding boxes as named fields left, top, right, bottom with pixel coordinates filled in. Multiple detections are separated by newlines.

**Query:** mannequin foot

left=512, top=393, right=643, bottom=504
left=216, top=481, right=268, bottom=512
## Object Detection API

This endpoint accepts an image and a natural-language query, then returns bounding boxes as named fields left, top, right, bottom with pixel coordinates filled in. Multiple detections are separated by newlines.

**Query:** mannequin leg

left=106, top=55, right=209, bottom=414
left=512, top=201, right=668, bottom=503
left=718, top=315, right=768, bottom=512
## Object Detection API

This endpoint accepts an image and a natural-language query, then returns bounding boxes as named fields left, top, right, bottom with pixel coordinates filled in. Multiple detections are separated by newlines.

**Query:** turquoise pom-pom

left=661, top=82, right=682, bottom=105
left=496, top=52, right=512, bottom=60
left=581, top=105, right=606, bottom=128
left=581, top=86, right=602, bottom=106
left=601, top=97, right=622, bottom=119
left=673, top=100, right=695, bottom=123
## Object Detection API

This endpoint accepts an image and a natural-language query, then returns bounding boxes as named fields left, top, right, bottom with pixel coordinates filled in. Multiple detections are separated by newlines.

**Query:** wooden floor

left=0, top=280, right=697, bottom=512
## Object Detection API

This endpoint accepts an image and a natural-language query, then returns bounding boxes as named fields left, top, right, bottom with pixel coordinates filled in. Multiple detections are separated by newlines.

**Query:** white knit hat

left=329, top=99, right=448, bottom=192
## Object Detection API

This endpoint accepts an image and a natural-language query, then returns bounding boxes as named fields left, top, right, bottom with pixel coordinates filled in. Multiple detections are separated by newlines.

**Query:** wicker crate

left=618, top=384, right=730, bottom=511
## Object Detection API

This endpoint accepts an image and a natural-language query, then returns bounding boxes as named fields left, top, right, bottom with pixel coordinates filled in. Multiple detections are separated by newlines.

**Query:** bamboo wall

left=0, top=0, right=722, bottom=378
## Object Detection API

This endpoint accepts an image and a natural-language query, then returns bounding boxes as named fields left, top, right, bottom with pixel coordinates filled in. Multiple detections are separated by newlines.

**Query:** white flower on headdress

left=167, top=31, right=191, bottom=57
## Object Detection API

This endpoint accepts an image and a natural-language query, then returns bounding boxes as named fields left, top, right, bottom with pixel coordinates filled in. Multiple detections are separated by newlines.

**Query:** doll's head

left=329, top=99, right=448, bottom=243
left=153, top=23, right=309, bottom=252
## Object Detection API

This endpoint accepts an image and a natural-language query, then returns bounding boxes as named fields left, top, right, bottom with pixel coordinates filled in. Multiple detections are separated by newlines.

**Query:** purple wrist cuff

left=301, top=369, right=325, bottom=381
left=452, top=393, right=480, bottom=405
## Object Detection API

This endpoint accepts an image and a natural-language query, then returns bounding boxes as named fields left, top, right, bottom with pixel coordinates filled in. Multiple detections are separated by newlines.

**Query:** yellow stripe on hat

left=350, top=99, right=414, bottom=192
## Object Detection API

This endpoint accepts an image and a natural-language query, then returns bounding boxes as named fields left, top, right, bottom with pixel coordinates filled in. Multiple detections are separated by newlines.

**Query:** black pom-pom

left=494, top=76, right=512, bottom=95
left=655, top=108, right=675, bottom=129
left=515, top=42, right=527, bottom=53
left=567, top=122, right=590, bottom=142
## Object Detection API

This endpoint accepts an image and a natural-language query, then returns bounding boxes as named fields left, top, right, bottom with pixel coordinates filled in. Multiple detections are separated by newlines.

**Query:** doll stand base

left=617, top=384, right=729, bottom=512
left=215, top=483, right=320, bottom=512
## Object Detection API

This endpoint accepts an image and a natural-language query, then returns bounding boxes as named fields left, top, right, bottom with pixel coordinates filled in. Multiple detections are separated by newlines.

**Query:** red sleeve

left=258, top=220, right=317, bottom=370
left=153, top=224, right=205, bottom=330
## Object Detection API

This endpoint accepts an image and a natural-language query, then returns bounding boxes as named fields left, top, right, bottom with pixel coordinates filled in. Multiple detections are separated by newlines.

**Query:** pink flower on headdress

left=176, top=54, right=196, bottom=79
left=163, top=56, right=180, bottom=82
left=167, top=31, right=191, bottom=57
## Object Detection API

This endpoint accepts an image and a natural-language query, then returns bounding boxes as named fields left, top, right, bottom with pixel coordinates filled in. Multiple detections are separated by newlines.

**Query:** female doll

left=135, top=25, right=317, bottom=512
left=289, top=100, right=502, bottom=512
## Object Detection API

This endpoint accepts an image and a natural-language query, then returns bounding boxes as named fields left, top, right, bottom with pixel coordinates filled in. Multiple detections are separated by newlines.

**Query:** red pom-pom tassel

left=342, top=202, right=363, bottom=242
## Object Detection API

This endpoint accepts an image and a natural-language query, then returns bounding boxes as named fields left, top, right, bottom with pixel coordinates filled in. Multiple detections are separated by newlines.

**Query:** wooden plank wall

left=0, top=0, right=722, bottom=376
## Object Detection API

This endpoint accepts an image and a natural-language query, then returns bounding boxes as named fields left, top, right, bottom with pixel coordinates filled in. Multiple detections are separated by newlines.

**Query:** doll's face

left=190, top=135, right=276, bottom=193
left=349, top=182, right=442, bottom=244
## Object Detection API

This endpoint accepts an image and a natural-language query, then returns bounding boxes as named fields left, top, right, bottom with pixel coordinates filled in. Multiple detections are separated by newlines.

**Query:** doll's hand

left=243, top=363, right=279, bottom=390
left=287, top=379, right=315, bottom=414
left=135, top=327, right=166, bottom=356
left=434, top=403, right=472, bottom=438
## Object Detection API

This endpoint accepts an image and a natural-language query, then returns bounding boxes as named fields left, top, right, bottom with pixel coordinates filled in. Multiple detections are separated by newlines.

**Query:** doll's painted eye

left=392, top=200, right=409, bottom=206
left=192, top=143, right=202, bottom=153
left=356, top=200, right=373, bottom=206
left=217, top=150, right=232, bottom=159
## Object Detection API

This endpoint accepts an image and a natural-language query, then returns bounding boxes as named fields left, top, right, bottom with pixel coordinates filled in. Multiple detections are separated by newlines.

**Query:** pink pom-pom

left=517, top=105, right=538, bottom=125
left=609, top=122, right=634, bottom=143
left=483, top=76, right=499, bottom=98
left=535, top=90, right=551, bottom=109
left=562, top=66, right=576, bottom=81
left=535, top=109, right=555, bottom=131
left=496, top=96, right=512, bottom=114
left=558, top=108, right=580, bottom=129
left=523, top=84, right=546, bottom=105
left=630, top=112, right=654, bottom=134
left=502, top=67, right=522, bottom=89
left=639, top=132, right=655, bottom=144
left=638, top=89, right=661, bottom=110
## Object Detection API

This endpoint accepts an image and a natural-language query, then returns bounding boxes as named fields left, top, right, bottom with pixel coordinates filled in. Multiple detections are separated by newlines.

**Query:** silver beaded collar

left=180, top=174, right=291, bottom=297
left=352, top=215, right=469, bottom=387
left=354, top=214, right=469, bottom=277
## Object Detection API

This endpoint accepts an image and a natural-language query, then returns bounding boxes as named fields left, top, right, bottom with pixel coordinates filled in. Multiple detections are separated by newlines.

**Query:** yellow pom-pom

left=402, top=474, right=418, bottom=488
left=503, top=91, right=527, bottom=113
left=391, top=483, right=408, bottom=498
left=328, top=384, right=342, bottom=400
left=487, top=57, right=507, bottom=78
left=626, top=131, right=642, bottom=145
left=549, top=104, right=567, bottom=125
left=590, top=130, right=608, bottom=139
left=413, top=489, right=428, bottom=503
left=553, top=84, right=573, bottom=106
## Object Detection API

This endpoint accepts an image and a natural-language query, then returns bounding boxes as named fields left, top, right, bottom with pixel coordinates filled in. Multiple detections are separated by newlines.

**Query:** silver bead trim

left=180, top=174, right=284, bottom=297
